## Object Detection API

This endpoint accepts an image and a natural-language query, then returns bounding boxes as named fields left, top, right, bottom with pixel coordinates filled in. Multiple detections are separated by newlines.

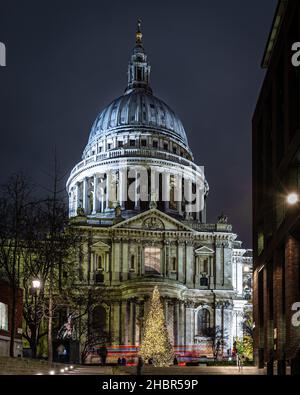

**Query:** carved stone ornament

left=142, top=216, right=164, bottom=230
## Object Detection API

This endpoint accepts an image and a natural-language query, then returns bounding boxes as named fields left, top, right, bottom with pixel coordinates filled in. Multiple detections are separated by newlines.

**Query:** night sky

left=0, top=0, right=277, bottom=247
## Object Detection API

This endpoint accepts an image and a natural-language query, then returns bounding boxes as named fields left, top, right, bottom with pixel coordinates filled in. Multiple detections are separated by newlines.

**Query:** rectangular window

left=130, top=140, right=136, bottom=147
left=118, top=141, right=123, bottom=147
left=153, top=141, right=158, bottom=148
left=141, top=140, right=147, bottom=147
left=144, top=247, right=161, bottom=274
left=163, top=143, right=168, bottom=150
left=0, top=302, right=8, bottom=331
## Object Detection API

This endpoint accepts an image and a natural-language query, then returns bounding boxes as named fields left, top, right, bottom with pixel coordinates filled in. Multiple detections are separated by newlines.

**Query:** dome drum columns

left=69, top=167, right=206, bottom=221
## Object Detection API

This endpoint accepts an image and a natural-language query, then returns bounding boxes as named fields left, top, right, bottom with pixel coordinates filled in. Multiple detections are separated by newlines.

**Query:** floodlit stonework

left=66, top=21, right=252, bottom=362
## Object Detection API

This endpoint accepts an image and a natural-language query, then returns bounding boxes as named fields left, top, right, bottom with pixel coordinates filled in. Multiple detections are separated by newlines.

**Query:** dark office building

left=253, top=0, right=300, bottom=375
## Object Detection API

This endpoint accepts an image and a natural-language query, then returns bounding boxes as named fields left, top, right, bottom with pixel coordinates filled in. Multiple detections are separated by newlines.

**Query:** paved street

left=63, top=365, right=264, bottom=375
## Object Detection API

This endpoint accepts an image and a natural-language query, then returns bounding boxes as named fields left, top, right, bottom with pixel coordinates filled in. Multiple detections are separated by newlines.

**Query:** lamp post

left=32, top=279, right=41, bottom=358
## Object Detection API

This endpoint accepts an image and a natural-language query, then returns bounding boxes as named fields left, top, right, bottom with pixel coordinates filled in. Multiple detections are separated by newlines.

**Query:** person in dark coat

left=137, top=357, right=144, bottom=375
left=99, top=345, right=108, bottom=365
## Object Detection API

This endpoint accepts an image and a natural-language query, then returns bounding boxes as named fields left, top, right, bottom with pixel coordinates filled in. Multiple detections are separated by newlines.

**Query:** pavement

left=63, top=365, right=264, bottom=375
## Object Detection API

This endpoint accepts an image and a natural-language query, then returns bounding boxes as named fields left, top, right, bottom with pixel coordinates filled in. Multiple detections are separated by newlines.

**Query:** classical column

left=185, top=178, right=193, bottom=217
left=185, top=304, right=194, bottom=346
left=215, top=242, right=224, bottom=287
left=105, top=171, right=111, bottom=210
left=176, top=174, right=183, bottom=215
left=177, top=242, right=184, bottom=283
left=179, top=302, right=185, bottom=348
left=134, top=169, right=140, bottom=210
left=112, top=242, right=121, bottom=284
left=185, top=242, right=194, bottom=287
left=112, top=302, right=121, bottom=345
left=92, top=174, right=99, bottom=214
left=118, top=168, right=126, bottom=210
left=121, top=301, right=129, bottom=345
left=129, top=301, right=136, bottom=345
left=75, top=182, right=80, bottom=212
left=82, top=177, right=89, bottom=214
left=163, top=172, right=170, bottom=212
left=196, top=187, right=201, bottom=221
left=174, top=302, right=180, bottom=348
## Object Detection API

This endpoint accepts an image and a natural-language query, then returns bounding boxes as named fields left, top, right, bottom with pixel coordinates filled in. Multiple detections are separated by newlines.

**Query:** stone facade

left=67, top=21, right=252, bottom=362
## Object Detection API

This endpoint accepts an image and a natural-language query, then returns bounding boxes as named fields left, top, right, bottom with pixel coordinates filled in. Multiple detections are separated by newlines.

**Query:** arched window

left=197, top=308, right=210, bottom=336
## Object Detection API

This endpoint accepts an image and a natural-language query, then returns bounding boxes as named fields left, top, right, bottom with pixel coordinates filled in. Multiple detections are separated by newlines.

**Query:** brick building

left=253, top=0, right=300, bottom=375
left=0, top=280, right=23, bottom=357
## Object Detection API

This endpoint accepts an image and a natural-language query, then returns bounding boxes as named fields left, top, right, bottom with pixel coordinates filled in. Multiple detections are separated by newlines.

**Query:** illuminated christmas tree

left=139, top=286, right=174, bottom=367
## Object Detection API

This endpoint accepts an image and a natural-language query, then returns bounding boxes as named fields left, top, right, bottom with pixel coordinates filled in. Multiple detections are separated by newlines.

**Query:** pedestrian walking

left=137, top=357, right=144, bottom=375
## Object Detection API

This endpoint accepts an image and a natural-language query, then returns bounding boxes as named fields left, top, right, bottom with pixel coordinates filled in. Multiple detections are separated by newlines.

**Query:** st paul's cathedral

left=66, top=21, right=252, bottom=362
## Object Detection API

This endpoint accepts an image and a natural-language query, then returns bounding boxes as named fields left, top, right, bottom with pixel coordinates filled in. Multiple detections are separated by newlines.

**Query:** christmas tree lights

left=139, top=286, right=174, bottom=367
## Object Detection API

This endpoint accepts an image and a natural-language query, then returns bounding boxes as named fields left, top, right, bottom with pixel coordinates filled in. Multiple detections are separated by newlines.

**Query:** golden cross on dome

left=136, top=18, right=143, bottom=44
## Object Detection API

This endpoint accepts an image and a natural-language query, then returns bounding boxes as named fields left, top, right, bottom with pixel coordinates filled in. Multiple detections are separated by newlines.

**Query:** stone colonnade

left=69, top=168, right=204, bottom=219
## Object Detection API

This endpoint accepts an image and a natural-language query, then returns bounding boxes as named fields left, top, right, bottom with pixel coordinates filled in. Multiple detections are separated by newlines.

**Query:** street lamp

left=32, top=279, right=41, bottom=289
left=287, top=192, right=299, bottom=205
left=32, top=279, right=41, bottom=358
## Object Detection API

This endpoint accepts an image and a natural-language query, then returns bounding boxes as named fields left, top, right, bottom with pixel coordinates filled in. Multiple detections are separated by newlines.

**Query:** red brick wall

left=285, top=236, right=300, bottom=360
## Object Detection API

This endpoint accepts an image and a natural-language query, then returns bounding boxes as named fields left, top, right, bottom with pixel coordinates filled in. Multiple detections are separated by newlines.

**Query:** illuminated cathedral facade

left=66, top=21, right=252, bottom=362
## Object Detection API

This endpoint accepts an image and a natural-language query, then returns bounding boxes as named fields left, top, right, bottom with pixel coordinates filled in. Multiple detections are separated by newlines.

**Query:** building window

left=200, top=276, right=208, bottom=287
left=130, top=255, right=135, bottom=270
left=163, top=142, right=168, bottom=150
left=171, top=257, right=177, bottom=271
left=0, top=302, right=8, bottom=331
left=92, top=306, right=106, bottom=333
left=173, top=146, right=177, bottom=154
left=153, top=141, right=158, bottom=148
left=130, top=139, right=135, bottom=147
left=107, top=143, right=112, bottom=150
left=98, top=255, right=102, bottom=270
left=144, top=247, right=161, bottom=274
left=197, top=308, right=210, bottom=336
left=118, top=141, right=123, bottom=148
left=141, top=139, right=147, bottom=147
left=203, top=258, right=208, bottom=273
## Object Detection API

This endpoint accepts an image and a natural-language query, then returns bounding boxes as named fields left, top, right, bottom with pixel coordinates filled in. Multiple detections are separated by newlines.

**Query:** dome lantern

left=126, top=18, right=152, bottom=94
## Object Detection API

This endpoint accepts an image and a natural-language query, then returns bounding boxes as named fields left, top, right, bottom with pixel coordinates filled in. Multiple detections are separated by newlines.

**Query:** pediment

left=112, top=209, right=193, bottom=232
left=91, top=240, right=110, bottom=251
left=195, top=245, right=214, bottom=255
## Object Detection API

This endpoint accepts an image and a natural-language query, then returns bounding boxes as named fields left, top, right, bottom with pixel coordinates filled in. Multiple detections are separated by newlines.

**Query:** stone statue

left=217, top=213, right=228, bottom=224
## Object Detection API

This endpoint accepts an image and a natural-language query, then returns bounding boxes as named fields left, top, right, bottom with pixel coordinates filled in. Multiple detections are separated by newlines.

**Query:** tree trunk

left=48, top=291, right=53, bottom=362
left=9, top=286, right=17, bottom=357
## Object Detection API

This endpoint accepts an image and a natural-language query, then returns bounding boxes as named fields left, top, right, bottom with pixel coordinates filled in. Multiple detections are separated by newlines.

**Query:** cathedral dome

left=86, top=89, right=188, bottom=147
left=83, top=19, right=190, bottom=159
